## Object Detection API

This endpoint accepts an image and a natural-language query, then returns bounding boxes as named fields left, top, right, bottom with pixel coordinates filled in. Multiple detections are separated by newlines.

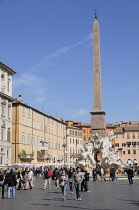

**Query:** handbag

left=59, top=178, right=63, bottom=185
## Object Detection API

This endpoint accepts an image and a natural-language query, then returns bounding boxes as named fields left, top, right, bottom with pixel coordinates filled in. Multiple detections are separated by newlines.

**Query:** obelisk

left=90, top=11, right=106, bottom=136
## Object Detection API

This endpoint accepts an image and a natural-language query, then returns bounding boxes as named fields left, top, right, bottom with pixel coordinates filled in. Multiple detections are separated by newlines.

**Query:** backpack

left=48, top=170, right=52, bottom=178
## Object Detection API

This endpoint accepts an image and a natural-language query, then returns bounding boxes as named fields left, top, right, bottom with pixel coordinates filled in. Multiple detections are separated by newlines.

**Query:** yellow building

left=12, top=95, right=66, bottom=166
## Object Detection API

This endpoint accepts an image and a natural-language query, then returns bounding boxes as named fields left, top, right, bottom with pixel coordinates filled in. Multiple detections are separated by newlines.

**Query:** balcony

left=40, top=146, right=48, bottom=151
left=37, top=152, right=52, bottom=160
left=18, top=154, right=34, bottom=160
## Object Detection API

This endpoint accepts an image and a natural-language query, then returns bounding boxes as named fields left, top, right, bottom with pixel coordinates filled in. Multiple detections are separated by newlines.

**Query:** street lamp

left=62, top=142, right=66, bottom=166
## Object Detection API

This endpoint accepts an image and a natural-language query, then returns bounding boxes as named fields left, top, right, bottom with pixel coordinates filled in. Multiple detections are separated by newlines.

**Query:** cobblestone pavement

left=1, top=177, right=139, bottom=210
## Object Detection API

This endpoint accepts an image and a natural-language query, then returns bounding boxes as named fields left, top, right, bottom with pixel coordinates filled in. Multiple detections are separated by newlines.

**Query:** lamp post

left=62, top=142, right=66, bottom=166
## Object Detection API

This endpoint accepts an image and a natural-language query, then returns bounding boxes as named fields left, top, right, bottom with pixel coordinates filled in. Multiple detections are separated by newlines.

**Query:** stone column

left=90, top=15, right=106, bottom=136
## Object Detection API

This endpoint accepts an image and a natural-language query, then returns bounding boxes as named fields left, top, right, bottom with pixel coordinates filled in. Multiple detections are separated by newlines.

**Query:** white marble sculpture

left=77, top=131, right=126, bottom=171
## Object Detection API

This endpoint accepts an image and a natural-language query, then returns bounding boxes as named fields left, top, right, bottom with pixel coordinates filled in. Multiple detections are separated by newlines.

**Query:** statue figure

left=77, top=131, right=126, bottom=172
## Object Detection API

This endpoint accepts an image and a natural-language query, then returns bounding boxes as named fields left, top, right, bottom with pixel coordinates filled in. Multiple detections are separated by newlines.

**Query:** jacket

left=5, top=172, right=17, bottom=186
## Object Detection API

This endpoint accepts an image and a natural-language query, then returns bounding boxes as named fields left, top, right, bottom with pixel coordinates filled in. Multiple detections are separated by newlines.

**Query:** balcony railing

left=40, top=146, right=48, bottom=151
left=37, top=154, right=52, bottom=160
left=19, top=154, right=34, bottom=160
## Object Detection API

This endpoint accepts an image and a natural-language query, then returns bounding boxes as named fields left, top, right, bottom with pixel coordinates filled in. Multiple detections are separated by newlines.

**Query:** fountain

left=77, top=131, right=126, bottom=173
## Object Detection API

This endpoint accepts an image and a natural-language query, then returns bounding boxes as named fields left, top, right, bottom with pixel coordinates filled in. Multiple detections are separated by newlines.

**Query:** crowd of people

left=0, top=165, right=137, bottom=200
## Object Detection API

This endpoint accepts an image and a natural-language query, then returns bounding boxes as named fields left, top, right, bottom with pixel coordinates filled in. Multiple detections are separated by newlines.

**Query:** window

left=1, top=101, right=6, bottom=117
left=138, top=133, right=139, bottom=139
left=127, top=133, right=130, bottom=139
left=7, top=128, right=11, bottom=142
left=7, top=79, right=10, bottom=92
left=84, top=136, right=86, bottom=140
left=28, top=108, right=32, bottom=115
left=73, top=139, right=74, bottom=144
left=22, top=116, right=25, bottom=124
left=28, top=117, right=30, bottom=126
left=123, top=151, right=125, bottom=154
left=22, top=133, right=25, bottom=144
left=132, top=142, right=136, bottom=147
left=1, top=128, right=4, bottom=141
left=28, top=135, right=30, bottom=144
left=75, top=131, right=77, bottom=136
left=22, top=106, right=25, bottom=114
left=126, top=142, right=131, bottom=147
left=122, top=143, right=126, bottom=147
left=70, top=138, right=71, bottom=143
left=84, top=129, right=86, bottom=133
left=133, top=150, right=136, bottom=155
left=52, top=142, right=54, bottom=149
left=32, top=136, right=34, bottom=145
left=128, top=150, right=130, bottom=154
left=8, top=104, right=11, bottom=119
left=132, top=133, right=135, bottom=139
left=115, top=143, right=119, bottom=147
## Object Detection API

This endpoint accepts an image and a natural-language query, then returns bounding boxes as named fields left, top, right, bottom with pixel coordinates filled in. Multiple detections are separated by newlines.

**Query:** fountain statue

left=77, top=131, right=126, bottom=172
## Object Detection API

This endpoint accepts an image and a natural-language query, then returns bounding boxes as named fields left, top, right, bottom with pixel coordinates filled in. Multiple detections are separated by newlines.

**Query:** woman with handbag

left=59, top=169, right=68, bottom=201
left=0, top=169, right=5, bottom=199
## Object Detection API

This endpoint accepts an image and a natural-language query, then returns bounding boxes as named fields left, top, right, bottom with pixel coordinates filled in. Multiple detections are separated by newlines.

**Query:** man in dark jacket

left=5, top=169, right=17, bottom=198
left=0, top=169, right=5, bottom=199
left=126, top=168, right=134, bottom=184
left=43, top=167, right=51, bottom=190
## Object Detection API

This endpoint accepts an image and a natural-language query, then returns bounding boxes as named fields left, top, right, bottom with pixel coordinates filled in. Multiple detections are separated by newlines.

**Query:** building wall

left=0, top=63, right=15, bottom=165
left=114, top=122, right=139, bottom=165
left=66, top=126, right=82, bottom=165
left=12, top=101, right=66, bottom=165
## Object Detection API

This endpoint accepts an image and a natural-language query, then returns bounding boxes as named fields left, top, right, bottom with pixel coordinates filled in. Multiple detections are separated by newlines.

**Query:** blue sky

left=0, top=0, right=139, bottom=124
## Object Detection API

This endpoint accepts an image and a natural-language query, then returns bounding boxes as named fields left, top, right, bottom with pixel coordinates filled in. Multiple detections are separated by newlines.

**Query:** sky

left=0, top=0, right=139, bottom=124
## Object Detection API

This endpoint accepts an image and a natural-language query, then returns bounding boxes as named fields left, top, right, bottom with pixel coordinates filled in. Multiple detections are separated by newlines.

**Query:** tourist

left=68, top=167, right=74, bottom=193
left=92, top=168, right=97, bottom=181
left=126, top=167, right=134, bottom=184
left=16, top=169, right=23, bottom=190
left=84, top=169, right=90, bottom=192
left=28, top=168, right=34, bottom=189
left=81, top=168, right=85, bottom=192
left=100, top=167, right=106, bottom=181
left=0, top=169, right=5, bottom=199
left=59, top=169, right=68, bottom=201
left=73, top=167, right=84, bottom=201
left=53, top=168, right=61, bottom=189
left=43, top=167, right=52, bottom=190
left=22, top=170, right=29, bottom=190
left=110, top=167, right=115, bottom=181
left=4, top=169, right=17, bottom=199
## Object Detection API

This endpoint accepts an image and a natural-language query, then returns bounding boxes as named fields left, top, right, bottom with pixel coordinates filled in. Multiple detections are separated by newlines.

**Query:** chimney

left=17, top=94, right=22, bottom=102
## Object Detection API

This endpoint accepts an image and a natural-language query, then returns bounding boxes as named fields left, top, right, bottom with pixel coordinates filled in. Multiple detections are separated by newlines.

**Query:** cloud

left=73, top=109, right=89, bottom=117
left=13, top=73, right=48, bottom=104
left=29, top=32, right=92, bottom=74
left=45, top=32, right=92, bottom=61
left=13, top=32, right=92, bottom=108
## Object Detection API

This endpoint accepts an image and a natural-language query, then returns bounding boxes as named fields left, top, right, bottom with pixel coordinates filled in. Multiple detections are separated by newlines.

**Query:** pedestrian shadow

left=48, top=191, right=61, bottom=194
left=31, top=203, right=51, bottom=206
left=119, top=199, right=139, bottom=207
left=60, top=206, right=112, bottom=210
left=42, top=198, right=62, bottom=201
